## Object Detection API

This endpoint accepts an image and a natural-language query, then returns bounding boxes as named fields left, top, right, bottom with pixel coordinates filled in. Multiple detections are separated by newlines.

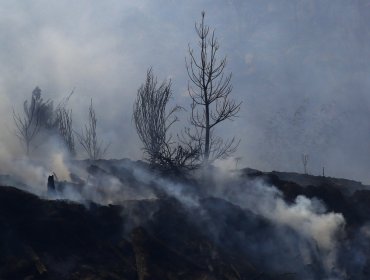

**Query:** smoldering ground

left=0, top=148, right=353, bottom=279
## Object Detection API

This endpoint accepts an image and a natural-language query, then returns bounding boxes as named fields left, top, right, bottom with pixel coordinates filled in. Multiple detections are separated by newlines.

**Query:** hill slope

left=1, top=161, right=370, bottom=279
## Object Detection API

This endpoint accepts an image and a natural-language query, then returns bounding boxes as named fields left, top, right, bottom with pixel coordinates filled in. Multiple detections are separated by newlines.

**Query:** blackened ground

left=1, top=163, right=370, bottom=279
left=0, top=184, right=296, bottom=280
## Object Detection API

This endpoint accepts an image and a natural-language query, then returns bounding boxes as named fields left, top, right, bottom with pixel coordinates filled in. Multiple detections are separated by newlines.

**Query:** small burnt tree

left=302, top=153, right=309, bottom=175
left=13, top=87, right=53, bottom=155
left=133, top=68, right=199, bottom=170
left=186, top=11, right=241, bottom=165
left=76, top=99, right=109, bottom=160
left=55, top=90, right=75, bottom=156
left=56, top=107, right=75, bottom=156
left=14, top=87, right=76, bottom=156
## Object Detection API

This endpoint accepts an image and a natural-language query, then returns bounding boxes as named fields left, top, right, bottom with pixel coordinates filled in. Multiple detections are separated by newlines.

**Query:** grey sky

left=1, top=0, right=370, bottom=182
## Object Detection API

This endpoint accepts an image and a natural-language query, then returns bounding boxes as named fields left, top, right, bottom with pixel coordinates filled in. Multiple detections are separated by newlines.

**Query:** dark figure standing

left=47, top=175, right=55, bottom=194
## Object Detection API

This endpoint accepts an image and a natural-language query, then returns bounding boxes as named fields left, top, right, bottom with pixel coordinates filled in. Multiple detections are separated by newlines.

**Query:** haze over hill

left=0, top=1, right=370, bottom=182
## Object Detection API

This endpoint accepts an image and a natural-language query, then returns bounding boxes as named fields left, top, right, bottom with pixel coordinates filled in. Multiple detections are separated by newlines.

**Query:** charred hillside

left=0, top=184, right=284, bottom=280
left=243, top=169, right=370, bottom=227
left=1, top=161, right=370, bottom=279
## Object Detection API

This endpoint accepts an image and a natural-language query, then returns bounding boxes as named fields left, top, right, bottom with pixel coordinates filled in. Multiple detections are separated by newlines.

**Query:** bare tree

left=186, top=11, right=241, bottom=165
left=55, top=90, right=75, bottom=156
left=133, top=68, right=199, bottom=169
left=235, top=156, right=242, bottom=169
left=301, top=153, right=309, bottom=174
left=76, top=99, right=109, bottom=160
left=56, top=107, right=75, bottom=156
left=13, top=87, right=52, bottom=155
left=14, top=87, right=77, bottom=156
left=133, top=68, right=176, bottom=164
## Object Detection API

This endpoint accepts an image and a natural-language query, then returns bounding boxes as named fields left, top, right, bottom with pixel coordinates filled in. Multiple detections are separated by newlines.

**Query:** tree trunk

left=204, top=100, right=210, bottom=164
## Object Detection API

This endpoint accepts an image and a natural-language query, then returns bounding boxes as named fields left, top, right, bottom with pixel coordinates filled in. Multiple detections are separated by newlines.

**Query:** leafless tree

left=302, top=153, right=309, bottom=174
left=56, top=107, right=75, bottom=156
left=133, top=68, right=199, bottom=169
left=14, top=87, right=77, bottom=156
left=76, top=99, right=109, bottom=160
left=235, top=156, right=242, bottom=169
left=13, top=87, right=52, bottom=155
left=186, top=11, right=241, bottom=165
left=55, top=90, right=75, bottom=156
left=133, top=68, right=176, bottom=164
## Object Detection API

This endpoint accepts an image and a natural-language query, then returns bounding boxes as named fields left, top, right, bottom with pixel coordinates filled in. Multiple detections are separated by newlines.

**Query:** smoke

left=254, top=188, right=344, bottom=276
left=0, top=137, right=360, bottom=279
left=197, top=168, right=345, bottom=278
left=224, top=178, right=345, bottom=252
left=0, top=1, right=369, bottom=182
left=51, top=152, right=70, bottom=181
left=0, top=1, right=369, bottom=278
left=9, top=155, right=341, bottom=278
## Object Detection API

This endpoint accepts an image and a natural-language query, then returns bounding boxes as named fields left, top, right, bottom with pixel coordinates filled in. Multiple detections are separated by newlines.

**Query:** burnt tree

left=76, top=99, right=109, bottom=160
left=56, top=107, right=75, bottom=156
left=55, top=90, right=75, bottom=156
left=186, top=11, right=241, bottom=165
left=13, top=87, right=52, bottom=155
left=133, top=68, right=199, bottom=170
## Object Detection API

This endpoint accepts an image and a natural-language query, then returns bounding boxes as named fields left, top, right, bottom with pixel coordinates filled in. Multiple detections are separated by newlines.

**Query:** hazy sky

left=1, top=0, right=370, bottom=182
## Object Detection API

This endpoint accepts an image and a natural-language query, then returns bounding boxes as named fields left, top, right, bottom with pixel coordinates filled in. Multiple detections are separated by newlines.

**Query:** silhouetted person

left=47, top=175, right=55, bottom=194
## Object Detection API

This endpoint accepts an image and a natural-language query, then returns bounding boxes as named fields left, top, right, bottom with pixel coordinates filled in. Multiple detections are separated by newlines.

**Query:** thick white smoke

left=0, top=134, right=73, bottom=195
left=0, top=151, right=348, bottom=278
left=206, top=164, right=346, bottom=278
